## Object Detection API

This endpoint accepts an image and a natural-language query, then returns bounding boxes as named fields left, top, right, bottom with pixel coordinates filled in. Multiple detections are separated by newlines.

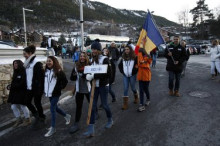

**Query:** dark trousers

left=75, top=92, right=90, bottom=123
left=139, top=81, right=150, bottom=105
left=168, top=71, right=181, bottom=91
left=26, top=90, right=45, bottom=119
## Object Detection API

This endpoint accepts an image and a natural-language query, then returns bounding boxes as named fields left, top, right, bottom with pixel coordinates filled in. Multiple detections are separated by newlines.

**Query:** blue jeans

left=90, top=86, right=112, bottom=124
left=123, top=75, right=137, bottom=96
left=168, top=71, right=181, bottom=91
left=152, top=54, right=157, bottom=67
left=139, top=81, right=150, bottom=105
left=49, top=97, right=66, bottom=128
left=109, top=84, right=116, bottom=99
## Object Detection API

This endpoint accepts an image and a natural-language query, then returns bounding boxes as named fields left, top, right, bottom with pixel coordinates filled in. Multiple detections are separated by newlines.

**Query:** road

left=0, top=55, right=220, bottom=146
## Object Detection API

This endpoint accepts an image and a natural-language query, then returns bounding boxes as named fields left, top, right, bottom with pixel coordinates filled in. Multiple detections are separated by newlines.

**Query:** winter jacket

left=92, top=55, right=111, bottom=87
left=137, top=52, right=152, bottom=81
left=70, top=66, right=91, bottom=93
left=8, top=68, right=27, bottom=105
left=44, top=69, right=68, bottom=97
left=108, top=47, right=120, bottom=61
left=164, top=43, right=187, bottom=73
left=26, top=56, right=44, bottom=97
left=206, top=45, right=220, bottom=62
left=109, top=58, right=116, bottom=84
left=118, top=57, right=138, bottom=77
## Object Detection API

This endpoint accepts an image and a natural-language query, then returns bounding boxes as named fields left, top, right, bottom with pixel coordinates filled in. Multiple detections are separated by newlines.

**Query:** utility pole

left=79, top=0, right=84, bottom=51
left=23, top=7, right=33, bottom=47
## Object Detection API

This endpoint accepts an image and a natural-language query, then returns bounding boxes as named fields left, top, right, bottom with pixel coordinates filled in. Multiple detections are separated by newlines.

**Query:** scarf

left=23, top=54, right=36, bottom=68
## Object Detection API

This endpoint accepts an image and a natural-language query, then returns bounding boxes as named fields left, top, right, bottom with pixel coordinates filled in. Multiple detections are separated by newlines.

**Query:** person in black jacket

left=83, top=40, right=113, bottom=137
left=103, top=47, right=116, bottom=102
left=164, top=36, right=187, bottom=97
left=118, top=45, right=138, bottom=110
left=44, top=56, right=71, bottom=137
left=108, top=42, right=120, bottom=83
left=23, top=45, right=46, bottom=129
left=8, top=60, right=31, bottom=127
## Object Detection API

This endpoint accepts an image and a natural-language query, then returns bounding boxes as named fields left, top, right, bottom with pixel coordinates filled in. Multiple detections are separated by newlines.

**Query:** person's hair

left=92, top=50, right=102, bottom=64
left=12, top=60, right=25, bottom=79
left=102, top=47, right=110, bottom=57
left=46, top=56, right=62, bottom=77
left=23, top=45, right=36, bottom=54
left=138, top=47, right=148, bottom=56
left=13, top=60, right=24, bottom=70
left=181, top=40, right=186, bottom=48
left=174, top=35, right=180, bottom=39
left=76, top=52, right=90, bottom=71
left=212, top=39, right=219, bottom=46
left=122, top=45, right=136, bottom=60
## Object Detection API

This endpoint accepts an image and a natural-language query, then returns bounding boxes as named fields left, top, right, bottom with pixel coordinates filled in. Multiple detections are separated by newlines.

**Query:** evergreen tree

left=190, top=0, right=214, bottom=39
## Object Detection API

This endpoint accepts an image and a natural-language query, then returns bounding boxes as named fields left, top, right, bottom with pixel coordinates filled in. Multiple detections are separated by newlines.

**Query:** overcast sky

left=90, top=0, right=220, bottom=23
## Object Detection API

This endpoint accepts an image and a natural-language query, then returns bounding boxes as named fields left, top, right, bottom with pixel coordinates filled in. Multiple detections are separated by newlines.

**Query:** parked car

left=157, top=44, right=166, bottom=57
left=0, top=40, right=17, bottom=48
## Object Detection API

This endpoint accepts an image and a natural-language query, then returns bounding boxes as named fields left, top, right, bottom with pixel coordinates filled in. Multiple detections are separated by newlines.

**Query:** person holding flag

left=134, top=11, right=165, bottom=110
left=164, top=36, right=186, bottom=97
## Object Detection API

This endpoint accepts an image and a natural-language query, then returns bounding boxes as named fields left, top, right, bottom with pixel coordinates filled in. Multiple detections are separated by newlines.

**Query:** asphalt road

left=0, top=55, right=220, bottom=146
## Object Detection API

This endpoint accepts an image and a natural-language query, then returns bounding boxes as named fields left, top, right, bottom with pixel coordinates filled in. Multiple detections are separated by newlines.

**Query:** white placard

left=84, top=65, right=108, bottom=74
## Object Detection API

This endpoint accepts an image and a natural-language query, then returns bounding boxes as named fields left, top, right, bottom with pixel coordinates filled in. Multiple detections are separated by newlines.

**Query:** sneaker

left=64, top=114, right=71, bottom=125
left=145, top=100, right=150, bottom=106
left=137, top=105, right=145, bottom=112
left=44, top=127, right=56, bottom=137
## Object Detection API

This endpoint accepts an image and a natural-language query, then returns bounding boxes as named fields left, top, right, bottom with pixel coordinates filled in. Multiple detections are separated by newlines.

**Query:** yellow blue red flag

left=135, top=11, right=165, bottom=55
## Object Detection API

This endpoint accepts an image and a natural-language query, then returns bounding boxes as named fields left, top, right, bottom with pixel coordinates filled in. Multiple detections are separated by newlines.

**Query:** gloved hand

left=86, top=73, right=94, bottom=81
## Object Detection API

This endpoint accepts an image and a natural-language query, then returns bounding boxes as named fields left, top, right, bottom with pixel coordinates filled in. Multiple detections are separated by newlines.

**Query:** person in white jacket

left=206, top=39, right=220, bottom=79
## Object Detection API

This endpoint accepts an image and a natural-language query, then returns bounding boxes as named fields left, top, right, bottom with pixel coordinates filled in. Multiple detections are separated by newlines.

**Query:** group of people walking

left=7, top=36, right=220, bottom=138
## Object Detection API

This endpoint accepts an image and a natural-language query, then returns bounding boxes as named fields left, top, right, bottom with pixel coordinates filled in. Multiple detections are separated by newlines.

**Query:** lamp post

left=79, top=0, right=84, bottom=51
left=23, top=7, right=33, bottom=47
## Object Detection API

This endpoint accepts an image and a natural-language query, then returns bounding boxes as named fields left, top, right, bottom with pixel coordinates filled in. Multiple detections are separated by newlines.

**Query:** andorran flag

left=135, top=11, right=165, bottom=55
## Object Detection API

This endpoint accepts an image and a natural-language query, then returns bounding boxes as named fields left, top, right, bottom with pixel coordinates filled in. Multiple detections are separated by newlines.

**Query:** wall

left=0, top=47, right=63, bottom=105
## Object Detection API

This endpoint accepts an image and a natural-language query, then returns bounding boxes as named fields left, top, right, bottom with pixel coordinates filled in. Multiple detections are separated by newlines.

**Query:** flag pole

left=148, top=10, right=175, bottom=63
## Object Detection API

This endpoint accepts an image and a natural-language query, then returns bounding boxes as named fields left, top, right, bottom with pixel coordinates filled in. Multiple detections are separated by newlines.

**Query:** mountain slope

left=0, top=0, right=179, bottom=30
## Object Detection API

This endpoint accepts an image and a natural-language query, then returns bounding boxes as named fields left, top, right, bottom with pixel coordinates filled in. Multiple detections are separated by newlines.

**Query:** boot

left=64, top=114, right=71, bottom=125
left=105, top=118, right=113, bottom=129
left=22, top=118, right=31, bottom=126
left=69, top=122, right=79, bottom=134
left=174, top=90, right=180, bottom=97
left=133, top=93, right=139, bottom=104
left=169, top=89, right=174, bottom=96
left=211, top=74, right=215, bottom=80
left=13, top=117, right=23, bottom=127
left=122, top=96, right=129, bottom=110
left=83, top=124, right=95, bottom=137
left=44, top=127, right=56, bottom=137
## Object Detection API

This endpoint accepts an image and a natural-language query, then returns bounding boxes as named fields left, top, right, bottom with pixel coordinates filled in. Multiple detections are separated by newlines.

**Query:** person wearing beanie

left=83, top=40, right=113, bottom=137
left=86, top=49, right=92, bottom=60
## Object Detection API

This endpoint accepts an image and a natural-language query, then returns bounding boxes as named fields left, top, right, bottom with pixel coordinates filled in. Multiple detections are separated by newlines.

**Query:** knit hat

left=86, top=49, right=92, bottom=53
left=91, top=41, right=101, bottom=51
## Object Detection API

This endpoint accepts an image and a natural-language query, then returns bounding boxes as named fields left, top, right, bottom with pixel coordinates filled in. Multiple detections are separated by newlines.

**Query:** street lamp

left=79, top=0, right=84, bottom=51
left=23, top=7, right=33, bottom=47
